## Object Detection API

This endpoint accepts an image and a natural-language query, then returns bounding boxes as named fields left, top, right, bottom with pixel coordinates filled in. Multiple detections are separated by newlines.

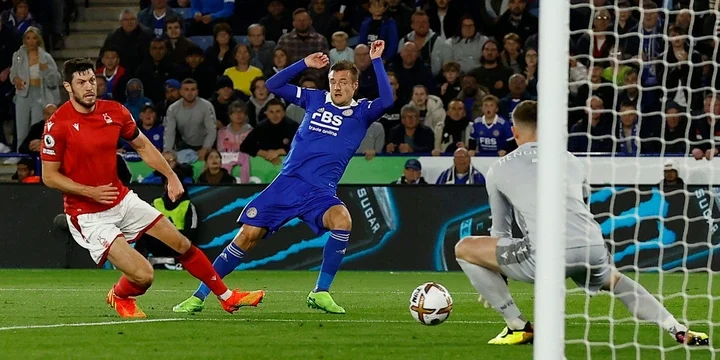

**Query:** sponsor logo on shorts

left=246, top=207, right=257, bottom=218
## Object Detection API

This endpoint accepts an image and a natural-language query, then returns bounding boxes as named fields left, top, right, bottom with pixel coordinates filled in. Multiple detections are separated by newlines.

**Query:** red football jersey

left=41, top=100, right=139, bottom=216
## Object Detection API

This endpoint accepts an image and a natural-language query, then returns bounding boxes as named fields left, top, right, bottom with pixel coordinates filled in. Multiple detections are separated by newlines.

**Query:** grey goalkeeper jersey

left=485, top=142, right=605, bottom=248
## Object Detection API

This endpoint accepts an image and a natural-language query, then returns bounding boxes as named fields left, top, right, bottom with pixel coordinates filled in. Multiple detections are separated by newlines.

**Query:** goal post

left=535, top=0, right=571, bottom=359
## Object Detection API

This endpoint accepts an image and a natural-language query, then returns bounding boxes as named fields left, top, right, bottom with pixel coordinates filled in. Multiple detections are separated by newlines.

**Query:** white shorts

left=67, top=191, right=163, bottom=266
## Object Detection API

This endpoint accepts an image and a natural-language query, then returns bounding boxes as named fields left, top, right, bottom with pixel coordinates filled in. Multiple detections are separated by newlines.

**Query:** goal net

left=557, top=0, right=720, bottom=358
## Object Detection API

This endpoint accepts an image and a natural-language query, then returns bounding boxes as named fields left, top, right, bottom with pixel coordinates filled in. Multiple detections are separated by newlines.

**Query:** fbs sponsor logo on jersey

left=309, top=109, right=345, bottom=137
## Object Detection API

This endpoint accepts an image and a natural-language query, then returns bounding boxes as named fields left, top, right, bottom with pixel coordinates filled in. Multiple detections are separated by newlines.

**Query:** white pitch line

left=0, top=317, right=659, bottom=331
left=0, top=318, right=187, bottom=332
left=0, top=288, right=596, bottom=297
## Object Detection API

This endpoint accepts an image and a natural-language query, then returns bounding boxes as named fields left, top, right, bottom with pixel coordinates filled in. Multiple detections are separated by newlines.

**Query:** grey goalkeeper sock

left=457, top=258, right=526, bottom=329
left=613, top=274, right=686, bottom=335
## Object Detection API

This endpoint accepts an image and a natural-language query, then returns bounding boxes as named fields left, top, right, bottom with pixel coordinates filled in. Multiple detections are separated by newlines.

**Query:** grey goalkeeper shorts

left=496, top=237, right=613, bottom=294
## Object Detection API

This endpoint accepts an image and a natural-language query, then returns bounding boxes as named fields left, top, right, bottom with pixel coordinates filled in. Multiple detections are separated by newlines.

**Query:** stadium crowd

left=1, top=0, right=720, bottom=185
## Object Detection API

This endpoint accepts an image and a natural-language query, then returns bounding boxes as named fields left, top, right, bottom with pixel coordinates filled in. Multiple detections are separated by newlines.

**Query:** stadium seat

left=189, top=36, right=214, bottom=50
left=173, top=7, right=193, bottom=19
left=234, top=35, right=248, bottom=44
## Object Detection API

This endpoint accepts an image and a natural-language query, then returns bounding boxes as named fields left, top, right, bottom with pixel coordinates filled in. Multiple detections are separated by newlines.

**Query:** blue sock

left=314, top=230, right=350, bottom=292
left=192, top=242, right=245, bottom=301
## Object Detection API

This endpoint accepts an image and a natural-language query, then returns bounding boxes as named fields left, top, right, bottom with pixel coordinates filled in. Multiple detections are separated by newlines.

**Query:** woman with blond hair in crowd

left=10, top=26, right=60, bottom=151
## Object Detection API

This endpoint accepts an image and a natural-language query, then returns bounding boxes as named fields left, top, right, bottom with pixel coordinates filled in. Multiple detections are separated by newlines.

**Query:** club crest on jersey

left=73, top=123, right=80, bottom=131
left=493, top=130, right=500, bottom=137
left=342, top=109, right=353, bottom=116
left=103, top=113, right=113, bottom=124
left=309, top=109, right=344, bottom=137
left=245, top=207, right=257, bottom=218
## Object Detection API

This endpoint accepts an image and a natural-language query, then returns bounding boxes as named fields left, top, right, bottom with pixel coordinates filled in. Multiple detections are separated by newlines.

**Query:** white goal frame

left=535, top=0, right=571, bottom=358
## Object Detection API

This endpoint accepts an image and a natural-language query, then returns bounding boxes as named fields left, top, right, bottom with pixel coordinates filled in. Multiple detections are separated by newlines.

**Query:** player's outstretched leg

left=105, top=236, right=154, bottom=318
left=307, top=205, right=351, bottom=314
left=147, top=218, right=264, bottom=314
left=455, top=236, right=533, bottom=345
left=603, top=269, right=709, bottom=346
left=173, top=224, right=266, bottom=313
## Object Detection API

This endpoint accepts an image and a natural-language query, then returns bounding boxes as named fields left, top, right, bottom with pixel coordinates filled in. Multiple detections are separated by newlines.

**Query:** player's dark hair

left=512, top=100, right=537, bottom=131
left=181, top=78, right=197, bottom=86
left=266, top=98, right=285, bottom=109
left=213, top=22, right=233, bottom=38
left=619, top=101, right=637, bottom=109
left=62, top=58, right=96, bottom=83
left=250, top=76, right=266, bottom=94
left=330, top=60, right=359, bottom=82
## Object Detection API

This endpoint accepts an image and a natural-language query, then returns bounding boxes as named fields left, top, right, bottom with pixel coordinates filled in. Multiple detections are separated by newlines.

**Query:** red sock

left=178, top=246, right=229, bottom=296
left=113, top=276, right=150, bottom=298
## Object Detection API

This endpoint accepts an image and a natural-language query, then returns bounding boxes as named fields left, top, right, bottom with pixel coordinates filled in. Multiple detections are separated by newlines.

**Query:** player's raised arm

left=364, top=41, right=395, bottom=121
left=485, top=165, right=514, bottom=238
left=265, top=52, right=328, bottom=108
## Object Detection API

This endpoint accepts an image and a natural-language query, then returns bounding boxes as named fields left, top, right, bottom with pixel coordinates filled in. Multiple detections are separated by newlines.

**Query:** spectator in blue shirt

left=122, top=103, right=164, bottom=152
left=358, top=0, right=398, bottom=62
left=469, top=95, right=513, bottom=156
left=188, top=0, right=235, bottom=36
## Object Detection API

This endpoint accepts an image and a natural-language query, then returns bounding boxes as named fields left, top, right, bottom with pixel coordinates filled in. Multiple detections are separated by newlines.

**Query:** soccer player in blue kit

left=173, top=41, right=393, bottom=314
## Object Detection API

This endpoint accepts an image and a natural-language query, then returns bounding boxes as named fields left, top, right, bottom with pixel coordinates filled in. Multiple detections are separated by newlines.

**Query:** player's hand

left=304, top=52, right=329, bottom=69
left=369, top=40, right=385, bottom=60
left=166, top=176, right=185, bottom=202
left=431, top=149, right=441, bottom=156
left=29, top=139, right=41, bottom=152
left=705, top=148, right=718, bottom=160
left=398, top=143, right=413, bottom=153
left=385, top=143, right=396, bottom=153
left=201, top=15, right=212, bottom=24
left=364, top=149, right=376, bottom=160
left=87, top=183, right=119, bottom=204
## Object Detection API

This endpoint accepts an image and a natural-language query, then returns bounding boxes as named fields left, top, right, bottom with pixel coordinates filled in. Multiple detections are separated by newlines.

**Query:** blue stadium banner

left=0, top=184, right=718, bottom=271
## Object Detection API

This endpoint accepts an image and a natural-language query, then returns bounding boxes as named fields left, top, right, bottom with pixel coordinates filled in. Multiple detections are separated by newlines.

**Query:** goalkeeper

left=455, top=100, right=709, bottom=346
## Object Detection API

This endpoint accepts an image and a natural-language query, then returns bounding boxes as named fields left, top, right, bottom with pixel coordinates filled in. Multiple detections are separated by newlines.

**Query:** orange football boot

left=106, top=289, right=147, bottom=318
left=220, top=289, right=265, bottom=313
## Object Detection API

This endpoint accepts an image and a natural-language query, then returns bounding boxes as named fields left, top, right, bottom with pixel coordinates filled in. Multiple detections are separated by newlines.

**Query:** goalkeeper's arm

left=485, top=166, right=514, bottom=238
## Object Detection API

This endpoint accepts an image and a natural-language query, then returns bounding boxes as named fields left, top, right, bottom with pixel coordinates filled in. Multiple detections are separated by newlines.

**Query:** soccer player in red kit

left=40, top=58, right=264, bottom=318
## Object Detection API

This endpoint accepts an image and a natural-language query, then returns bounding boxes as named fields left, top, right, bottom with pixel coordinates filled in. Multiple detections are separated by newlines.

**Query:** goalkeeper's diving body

left=173, top=41, right=394, bottom=314
left=455, top=100, right=709, bottom=346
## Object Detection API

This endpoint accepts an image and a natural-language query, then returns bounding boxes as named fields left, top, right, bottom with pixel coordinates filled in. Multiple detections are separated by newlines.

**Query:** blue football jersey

left=280, top=89, right=385, bottom=189
left=470, top=116, right=513, bottom=155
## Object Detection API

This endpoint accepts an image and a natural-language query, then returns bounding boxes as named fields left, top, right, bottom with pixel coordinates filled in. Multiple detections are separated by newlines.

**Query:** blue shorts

left=237, top=175, right=344, bottom=237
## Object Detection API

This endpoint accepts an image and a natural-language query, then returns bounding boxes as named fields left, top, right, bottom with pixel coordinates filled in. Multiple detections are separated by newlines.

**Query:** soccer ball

left=409, top=282, right=453, bottom=325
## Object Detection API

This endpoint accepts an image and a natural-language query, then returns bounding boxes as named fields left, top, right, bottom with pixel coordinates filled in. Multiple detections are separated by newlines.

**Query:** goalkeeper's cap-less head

left=511, top=100, right=537, bottom=132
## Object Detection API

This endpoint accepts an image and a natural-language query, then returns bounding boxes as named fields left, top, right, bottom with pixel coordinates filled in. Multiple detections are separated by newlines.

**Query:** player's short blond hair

left=482, top=94, right=499, bottom=106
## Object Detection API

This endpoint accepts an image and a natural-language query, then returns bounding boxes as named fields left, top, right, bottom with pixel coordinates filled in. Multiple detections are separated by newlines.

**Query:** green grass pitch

left=0, top=270, right=717, bottom=359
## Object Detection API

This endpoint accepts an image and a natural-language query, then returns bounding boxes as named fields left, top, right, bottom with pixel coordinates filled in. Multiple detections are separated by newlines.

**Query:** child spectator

left=123, top=103, right=164, bottom=152
left=469, top=95, right=513, bottom=156
left=358, top=0, right=399, bottom=61
left=217, top=100, right=252, bottom=183
left=246, top=76, right=277, bottom=127
left=224, top=43, right=264, bottom=97
left=434, top=61, right=462, bottom=107
left=329, top=31, right=354, bottom=66
left=197, top=149, right=236, bottom=184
